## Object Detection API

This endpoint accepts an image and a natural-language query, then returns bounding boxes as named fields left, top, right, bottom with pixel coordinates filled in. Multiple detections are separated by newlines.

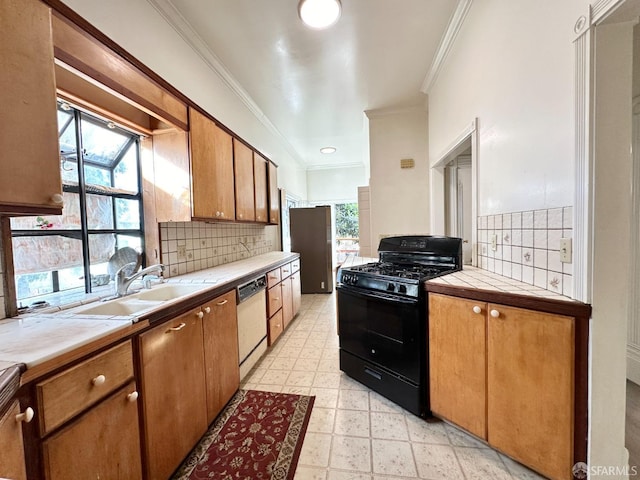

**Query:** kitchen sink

left=134, top=283, right=210, bottom=301
left=74, top=299, right=164, bottom=316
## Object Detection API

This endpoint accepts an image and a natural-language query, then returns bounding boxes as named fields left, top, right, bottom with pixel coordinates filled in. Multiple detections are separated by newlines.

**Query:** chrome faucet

left=115, top=262, right=165, bottom=297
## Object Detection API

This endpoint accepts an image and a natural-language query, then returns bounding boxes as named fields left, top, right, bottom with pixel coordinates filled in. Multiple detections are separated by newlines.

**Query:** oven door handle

left=337, top=284, right=419, bottom=305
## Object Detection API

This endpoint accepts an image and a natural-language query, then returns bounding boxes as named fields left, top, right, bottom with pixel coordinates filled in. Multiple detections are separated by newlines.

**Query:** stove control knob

left=387, top=283, right=395, bottom=292
left=398, top=285, right=407, bottom=294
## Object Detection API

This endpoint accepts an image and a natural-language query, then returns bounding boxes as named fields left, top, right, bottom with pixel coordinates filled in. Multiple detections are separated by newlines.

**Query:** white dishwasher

left=236, top=276, right=268, bottom=380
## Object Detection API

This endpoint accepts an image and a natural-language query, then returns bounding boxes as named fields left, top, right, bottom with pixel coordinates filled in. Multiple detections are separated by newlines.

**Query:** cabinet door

left=281, top=277, right=293, bottom=329
left=428, top=293, right=487, bottom=439
left=190, top=107, right=235, bottom=220
left=291, top=272, right=301, bottom=317
left=42, top=382, right=142, bottom=480
left=233, top=139, right=256, bottom=221
left=152, top=130, right=191, bottom=222
left=0, top=0, right=62, bottom=214
left=487, top=304, right=574, bottom=480
left=202, top=290, right=239, bottom=423
left=139, top=311, right=207, bottom=480
left=268, top=161, right=280, bottom=224
left=0, top=401, right=27, bottom=480
left=268, top=283, right=283, bottom=318
left=268, top=309, right=284, bottom=345
left=254, top=154, right=268, bottom=223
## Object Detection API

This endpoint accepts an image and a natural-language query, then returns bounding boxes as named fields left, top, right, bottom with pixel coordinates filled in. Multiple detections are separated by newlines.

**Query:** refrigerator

left=289, top=206, right=333, bottom=293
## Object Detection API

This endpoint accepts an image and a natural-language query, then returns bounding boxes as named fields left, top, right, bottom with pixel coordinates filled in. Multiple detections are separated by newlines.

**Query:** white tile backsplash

left=477, top=206, right=572, bottom=295
left=159, top=221, right=279, bottom=278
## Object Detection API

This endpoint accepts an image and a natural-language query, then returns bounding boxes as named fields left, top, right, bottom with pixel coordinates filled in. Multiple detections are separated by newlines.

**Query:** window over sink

left=10, top=101, right=145, bottom=309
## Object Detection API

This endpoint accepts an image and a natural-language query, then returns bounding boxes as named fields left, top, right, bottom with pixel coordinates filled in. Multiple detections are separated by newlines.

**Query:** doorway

left=444, top=150, right=472, bottom=264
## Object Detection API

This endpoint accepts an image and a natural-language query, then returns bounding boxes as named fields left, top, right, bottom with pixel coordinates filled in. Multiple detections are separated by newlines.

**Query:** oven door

left=337, top=284, right=423, bottom=383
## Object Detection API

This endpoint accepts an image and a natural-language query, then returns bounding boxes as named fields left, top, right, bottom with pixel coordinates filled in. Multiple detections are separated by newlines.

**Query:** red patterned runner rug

left=173, top=389, right=315, bottom=480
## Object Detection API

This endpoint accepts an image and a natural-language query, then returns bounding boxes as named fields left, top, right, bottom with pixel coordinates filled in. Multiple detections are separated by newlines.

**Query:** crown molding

left=146, top=0, right=307, bottom=168
left=421, top=0, right=473, bottom=94
left=364, top=105, right=427, bottom=119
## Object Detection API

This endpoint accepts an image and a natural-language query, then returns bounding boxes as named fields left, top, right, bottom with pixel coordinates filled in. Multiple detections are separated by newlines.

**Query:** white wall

left=428, top=0, right=586, bottom=215
left=590, top=20, right=634, bottom=475
left=367, top=106, right=429, bottom=245
left=429, top=0, right=633, bottom=475
left=60, top=0, right=307, bottom=200
left=306, top=166, right=366, bottom=204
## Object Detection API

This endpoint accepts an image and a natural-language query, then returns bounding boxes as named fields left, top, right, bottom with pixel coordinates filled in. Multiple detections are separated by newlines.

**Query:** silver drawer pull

left=167, top=322, right=186, bottom=332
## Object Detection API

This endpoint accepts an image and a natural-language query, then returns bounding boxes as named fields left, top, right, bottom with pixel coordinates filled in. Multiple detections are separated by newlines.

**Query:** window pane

left=88, top=234, right=116, bottom=267
left=84, top=165, right=111, bottom=188
left=58, top=107, right=79, bottom=185
left=15, top=272, right=53, bottom=301
left=113, top=144, right=139, bottom=193
left=10, top=193, right=82, bottom=231
left=12, top=235, right=84, bottom=275
left=86, top=194, right=114, bottom=230
left=57, top=266, right=85, bottom=292
left=115, top=199, right=141, bottom=229
left=80, top=113, right=131, bottom=168
left=116, top=235, right=142, bottom=252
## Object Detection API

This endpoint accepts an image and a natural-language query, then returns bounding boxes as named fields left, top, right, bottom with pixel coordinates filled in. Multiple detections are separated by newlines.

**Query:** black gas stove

left=337, top=235, right=462, bottom=416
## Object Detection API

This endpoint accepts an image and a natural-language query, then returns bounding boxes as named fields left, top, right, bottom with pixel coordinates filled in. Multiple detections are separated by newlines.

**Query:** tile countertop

left=0, top=251, right=299, bottom=370
left=427, top=265, right=573, bottom=301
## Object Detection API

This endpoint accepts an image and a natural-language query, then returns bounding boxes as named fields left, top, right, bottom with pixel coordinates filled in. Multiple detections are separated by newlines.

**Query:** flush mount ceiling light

left=320, top=146, right=336, bottom=154
left=298, top=0, right=342, bottom=29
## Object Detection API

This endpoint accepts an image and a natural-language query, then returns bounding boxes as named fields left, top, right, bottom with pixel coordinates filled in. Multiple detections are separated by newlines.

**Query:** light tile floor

left=241, top=293, right=547, bottom=480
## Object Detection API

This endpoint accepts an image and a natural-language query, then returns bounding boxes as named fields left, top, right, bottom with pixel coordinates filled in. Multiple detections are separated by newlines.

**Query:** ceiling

left=150, top=0, right=460, bottom=170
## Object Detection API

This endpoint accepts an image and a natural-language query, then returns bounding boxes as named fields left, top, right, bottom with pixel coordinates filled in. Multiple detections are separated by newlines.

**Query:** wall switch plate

left=177, top=244, right=187, bottom=260
left=560, top=238, right=572, bottom=263
left=490, top=234, right=498, bottom=251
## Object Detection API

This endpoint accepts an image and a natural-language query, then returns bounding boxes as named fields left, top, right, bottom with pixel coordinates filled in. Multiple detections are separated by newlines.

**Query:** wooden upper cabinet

left=151, top=130, right=191, bottom=223
left=254, top=154, right=269, bottom=223
left=268, top=161, right=280, bottom=224
left=0, top=0, right=62, bottom=215
left=189, top=107, right=235, bottom=221
left=233, top=139, right=256, bottom=222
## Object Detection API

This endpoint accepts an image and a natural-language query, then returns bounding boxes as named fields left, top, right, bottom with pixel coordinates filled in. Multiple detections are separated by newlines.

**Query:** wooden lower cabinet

left=0, top=400, right=28, bottom=480
left=266, top=262, right=301, bottom=344
left=42, top=381, right=142, bottom=480
left=428, top=293, right=576, bottom=480
left=139, top=310, right=208, bottom=480
left=487, top=304, right=574, bottom=480
left=202, top=290, right=240, bottom=424
left=429, top=294, right=486, bottom=439
left=281, top=276, right=293, bottom=328
left=291, top=272, right=301, bottom=317
left=268, top=310, right=284, bottom=345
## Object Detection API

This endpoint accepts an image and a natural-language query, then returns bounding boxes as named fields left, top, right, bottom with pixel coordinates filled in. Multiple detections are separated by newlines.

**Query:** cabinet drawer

left=268, top=310, right=284, bottom=345
left=266, top=268, right=281, bottom=288
left=37, top=341, right=134, bottom=436
left=267, top=284, right=283, bottom=318
left=280, top=262, right=292, bottom=279
left=291, top=259, right=300, bottom=272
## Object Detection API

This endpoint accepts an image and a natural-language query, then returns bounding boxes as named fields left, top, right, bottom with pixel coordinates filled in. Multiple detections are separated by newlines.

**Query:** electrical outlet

left=490, top=234, right=498, bottom=251
left=560, top=238, right=572, bottom=263
left=177, top=244, right=187, bottom=260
